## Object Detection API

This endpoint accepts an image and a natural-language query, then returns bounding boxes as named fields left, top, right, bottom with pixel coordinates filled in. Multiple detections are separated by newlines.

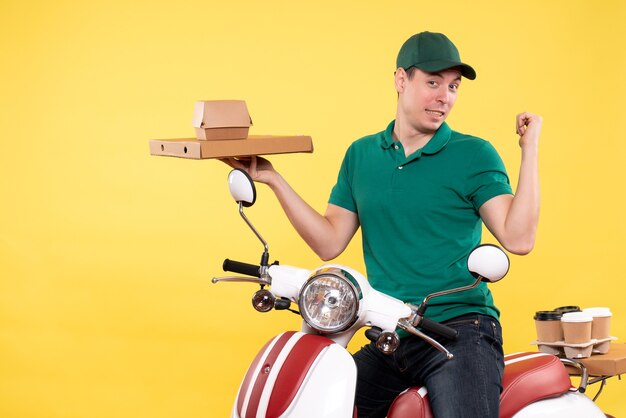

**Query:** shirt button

left=398, top=166, right=403, bottom=170
left=394, top=144, right=399, bottom=150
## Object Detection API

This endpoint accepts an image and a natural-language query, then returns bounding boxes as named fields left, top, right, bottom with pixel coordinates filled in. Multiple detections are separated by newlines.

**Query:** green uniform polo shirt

left=329, top=120, right=513, bottom=325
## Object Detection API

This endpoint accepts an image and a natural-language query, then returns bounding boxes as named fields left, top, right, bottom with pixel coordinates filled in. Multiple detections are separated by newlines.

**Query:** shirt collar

left=381, top=120, right=396, bottom=149
left=381, top=120, right=452, bottom=155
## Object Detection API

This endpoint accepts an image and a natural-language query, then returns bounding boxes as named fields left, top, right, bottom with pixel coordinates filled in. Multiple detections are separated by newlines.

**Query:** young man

left=224, top=31, right=541, bottom=418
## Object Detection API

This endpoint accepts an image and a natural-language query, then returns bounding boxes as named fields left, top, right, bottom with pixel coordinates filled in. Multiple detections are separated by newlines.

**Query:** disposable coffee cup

left=534, top=311, right=563, bottom=342
left=554, top=306, right=581, bottom=314
left=583, top=307, right=612, bottom=340
left=561, top=312, right=593, bottom=344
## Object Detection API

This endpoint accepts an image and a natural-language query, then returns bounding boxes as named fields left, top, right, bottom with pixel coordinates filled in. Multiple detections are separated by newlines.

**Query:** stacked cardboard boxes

left=150, top=100, right=313, bottom=159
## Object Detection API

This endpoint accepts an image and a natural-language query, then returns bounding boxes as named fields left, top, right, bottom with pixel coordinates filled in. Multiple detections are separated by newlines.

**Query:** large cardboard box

left=149, top=135, right=313, bottom=159
left=192, top=100, right=252, bottom=140
left=577, top=343, right=626, bottom=376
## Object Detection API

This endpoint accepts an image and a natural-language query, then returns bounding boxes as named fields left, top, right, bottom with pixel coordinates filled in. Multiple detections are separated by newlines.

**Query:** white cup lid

left=583, top=307, right=612, bottom=318
left=561, top=312, right=593, bottom=323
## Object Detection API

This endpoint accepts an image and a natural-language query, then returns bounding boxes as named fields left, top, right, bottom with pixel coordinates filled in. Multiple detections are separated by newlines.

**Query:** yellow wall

left=1, top=0, right=625, bottom=416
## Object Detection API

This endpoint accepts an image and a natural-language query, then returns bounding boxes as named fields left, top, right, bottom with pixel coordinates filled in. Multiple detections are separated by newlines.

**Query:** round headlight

left=298, top=268, right=361, bottom=334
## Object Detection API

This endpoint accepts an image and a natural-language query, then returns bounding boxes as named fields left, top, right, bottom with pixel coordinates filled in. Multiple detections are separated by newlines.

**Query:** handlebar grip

left=418, top=317, right=459, bottom=340
left=222, top=259, right=261, bottom=278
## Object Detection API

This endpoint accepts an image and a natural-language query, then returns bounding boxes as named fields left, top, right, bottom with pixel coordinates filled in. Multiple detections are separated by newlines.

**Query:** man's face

left=395, top=67, right=462, bottom=135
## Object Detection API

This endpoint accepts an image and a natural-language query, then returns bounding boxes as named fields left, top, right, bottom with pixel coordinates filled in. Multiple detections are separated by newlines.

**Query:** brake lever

left=397, top=318, right=454, bottom=360
left=212, top=276, right=271, bottom=285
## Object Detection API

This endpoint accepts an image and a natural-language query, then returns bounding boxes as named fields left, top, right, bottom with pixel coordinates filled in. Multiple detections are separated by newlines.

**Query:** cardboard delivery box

left=193, top=100, right=252, bottom=140
left=149, top=135, right=313, bottom=159
left=577, top=343, right=626, bottom=376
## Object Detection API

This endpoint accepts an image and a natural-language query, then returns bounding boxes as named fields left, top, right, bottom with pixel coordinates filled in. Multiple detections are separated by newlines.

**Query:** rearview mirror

left=228, top=169, right=256, bottom=207
left=467, top=244, right=510, bottom=283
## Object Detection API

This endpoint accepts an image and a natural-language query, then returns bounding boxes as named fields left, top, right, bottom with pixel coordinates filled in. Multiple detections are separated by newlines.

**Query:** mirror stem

left=238, top=202, right=269, bottom=256
left=416, top=276, right=483, bottom=317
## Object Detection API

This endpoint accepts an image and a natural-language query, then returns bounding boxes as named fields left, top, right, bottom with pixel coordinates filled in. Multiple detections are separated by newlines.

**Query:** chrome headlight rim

left=298, top=267, right=362, bottom=334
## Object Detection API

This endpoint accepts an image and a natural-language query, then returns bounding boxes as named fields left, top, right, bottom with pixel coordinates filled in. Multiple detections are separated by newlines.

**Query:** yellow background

left=1, top=0, right=625, bottom=416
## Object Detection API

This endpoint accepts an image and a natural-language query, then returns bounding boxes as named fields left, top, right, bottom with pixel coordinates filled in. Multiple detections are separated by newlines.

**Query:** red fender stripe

left=244, top=332, right=296, bottom=418
left=237, top=332, right=296, bottom=418
left=265, top=334, right=334, bottom=417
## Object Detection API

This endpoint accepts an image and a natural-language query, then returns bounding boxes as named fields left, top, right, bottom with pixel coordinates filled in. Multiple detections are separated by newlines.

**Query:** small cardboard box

left=149, top=135, right=313, bottom=159
left=193, top=100, right=252, bottom=140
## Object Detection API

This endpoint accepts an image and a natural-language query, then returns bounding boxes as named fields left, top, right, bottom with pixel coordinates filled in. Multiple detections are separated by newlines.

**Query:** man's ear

left=394, top=67, right=407, bottom=93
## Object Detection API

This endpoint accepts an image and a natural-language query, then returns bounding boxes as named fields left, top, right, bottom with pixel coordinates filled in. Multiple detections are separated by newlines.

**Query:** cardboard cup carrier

left=532, top=306, right=615, bottom=358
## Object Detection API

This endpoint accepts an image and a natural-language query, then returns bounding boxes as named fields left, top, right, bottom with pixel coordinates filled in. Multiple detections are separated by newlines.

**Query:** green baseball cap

left=396, top=32, right=476, bottom=80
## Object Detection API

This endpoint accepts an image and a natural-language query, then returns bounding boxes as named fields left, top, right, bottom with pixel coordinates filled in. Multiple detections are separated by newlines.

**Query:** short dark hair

left=405, top=66, right=419, bottom=79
